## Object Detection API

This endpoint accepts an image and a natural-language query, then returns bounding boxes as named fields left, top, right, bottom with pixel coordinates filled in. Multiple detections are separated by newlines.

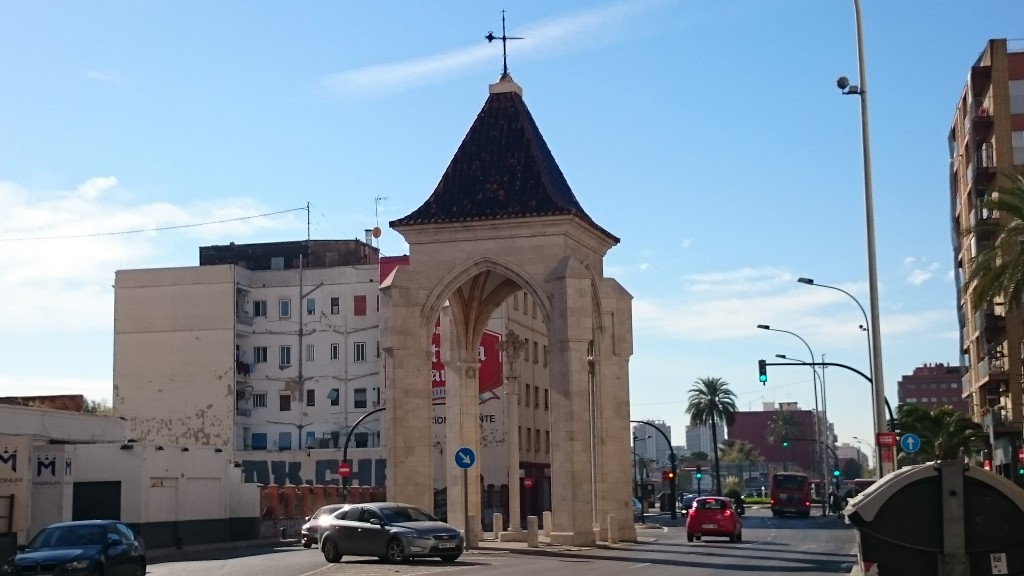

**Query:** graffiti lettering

left=241, top=458, right=387, bottom=487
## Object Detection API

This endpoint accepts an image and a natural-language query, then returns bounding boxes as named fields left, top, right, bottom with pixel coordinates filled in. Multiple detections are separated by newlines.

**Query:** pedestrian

left=829, top=489, right=841, bottom=515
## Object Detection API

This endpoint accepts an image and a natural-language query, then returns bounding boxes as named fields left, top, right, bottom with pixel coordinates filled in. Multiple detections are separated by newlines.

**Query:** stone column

left=545, top=257, right=597, bottom=546
left=499, top=330, right=526, bottom=533
left=441, top=309, right=481, bottom=538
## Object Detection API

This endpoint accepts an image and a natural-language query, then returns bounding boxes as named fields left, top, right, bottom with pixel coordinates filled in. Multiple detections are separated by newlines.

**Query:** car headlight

left=63, top=559, right=91, bottom=570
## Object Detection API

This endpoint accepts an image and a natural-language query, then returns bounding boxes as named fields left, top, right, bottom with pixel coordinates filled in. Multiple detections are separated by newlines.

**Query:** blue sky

left=1, top=1, right=1020, bottom=461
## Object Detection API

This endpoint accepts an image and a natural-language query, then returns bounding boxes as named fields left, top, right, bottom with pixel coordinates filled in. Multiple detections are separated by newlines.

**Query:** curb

left=148, top=538, right=299, bottom=563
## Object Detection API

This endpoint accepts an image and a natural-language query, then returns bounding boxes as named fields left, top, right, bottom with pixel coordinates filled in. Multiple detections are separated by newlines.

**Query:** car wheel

left=728, top=533, right=736, bottom=543
left=322, top=537, right=343, bottom=563
left=686, top=533, right=694, bottom=543
left=385, top=539, right=406, bottom=563
left=736, top=530, right=742, bottom=543
left=439, top=553, right=461, bottom=563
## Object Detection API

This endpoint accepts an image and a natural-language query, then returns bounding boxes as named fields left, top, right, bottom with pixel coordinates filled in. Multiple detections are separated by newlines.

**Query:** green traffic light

left=782, top=439, right=789, bottom=448
left=833, top=470, right=840, bottom=477
left=758, top=360, right=768, bottom=384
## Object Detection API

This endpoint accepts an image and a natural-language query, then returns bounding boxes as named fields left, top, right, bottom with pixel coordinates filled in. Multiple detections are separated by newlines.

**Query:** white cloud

left=906, top=262, right=940, bottom=286
left=0, top=178, right=298, bottom=334
left=320, top=2, right=657, bottom=97
left=639, top=262, right=651, bottom=271
left=86, top=70, right=124, bottom=85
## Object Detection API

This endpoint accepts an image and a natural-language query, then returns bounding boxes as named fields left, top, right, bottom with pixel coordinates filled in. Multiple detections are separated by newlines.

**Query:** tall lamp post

left=758, top=324, right=827, bottom=514
left=775, top=353, right=829, bottom=507
left=837, top=0, right=887, bottom=474
left=797, top=277, right=876, bottom=436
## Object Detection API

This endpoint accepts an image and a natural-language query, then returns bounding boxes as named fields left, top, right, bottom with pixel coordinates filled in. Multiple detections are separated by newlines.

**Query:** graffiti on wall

left=241, top=458, right=387, bottom=487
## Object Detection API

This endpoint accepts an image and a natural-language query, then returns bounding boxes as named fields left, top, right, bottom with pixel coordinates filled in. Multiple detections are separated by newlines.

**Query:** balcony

left=236, top=407, right=252, bottom=417
left=236, top=312, right=254, bottom=327
left=969, top=146, right=996, bottom=186
left=970, top=64, right=992, bottom=98
left=976, top=355, right=1008, bottom=387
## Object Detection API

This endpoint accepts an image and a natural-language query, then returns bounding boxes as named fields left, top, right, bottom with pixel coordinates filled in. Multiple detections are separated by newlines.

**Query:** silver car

left=301, top=504, right=349, bottom=548
left=319, top=502, right=463, bottom=563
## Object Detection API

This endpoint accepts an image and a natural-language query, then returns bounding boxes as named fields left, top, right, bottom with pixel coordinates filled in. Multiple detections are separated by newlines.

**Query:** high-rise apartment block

left=949, top=38, right=1024, bottom=478
left=896, top=363, right=968, bottom=414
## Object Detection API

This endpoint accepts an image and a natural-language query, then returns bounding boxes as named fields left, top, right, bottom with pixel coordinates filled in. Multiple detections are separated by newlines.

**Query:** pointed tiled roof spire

left=391, top=76, right=617, bottom=243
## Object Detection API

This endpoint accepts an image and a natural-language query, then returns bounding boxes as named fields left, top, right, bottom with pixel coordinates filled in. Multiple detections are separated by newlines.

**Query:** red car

left=685, top=496, right=742, bottom=543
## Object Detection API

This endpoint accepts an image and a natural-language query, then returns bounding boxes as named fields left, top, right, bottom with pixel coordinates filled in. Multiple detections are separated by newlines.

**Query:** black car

left=301, top=504, right=349, bottom=548
left=1, top=520, right=146, bottom=576
left=319, top=502, right=463, bottom=563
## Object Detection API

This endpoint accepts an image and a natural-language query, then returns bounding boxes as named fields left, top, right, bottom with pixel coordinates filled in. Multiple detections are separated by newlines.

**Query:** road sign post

left=455, top=447, right=476, bottom=546
left=338, top=461, right=351, bottom=478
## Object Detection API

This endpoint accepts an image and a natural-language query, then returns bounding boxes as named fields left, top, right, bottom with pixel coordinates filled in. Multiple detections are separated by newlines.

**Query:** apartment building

left=114, top=242, right=552, bottom=515
left=949, top=38, right=1024, bottom=478
left=896, top=363, right=968, bottom=414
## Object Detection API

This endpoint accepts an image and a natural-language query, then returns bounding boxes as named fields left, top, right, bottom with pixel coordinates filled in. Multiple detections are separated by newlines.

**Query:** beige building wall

left=114, top=265, right=237, bottom=448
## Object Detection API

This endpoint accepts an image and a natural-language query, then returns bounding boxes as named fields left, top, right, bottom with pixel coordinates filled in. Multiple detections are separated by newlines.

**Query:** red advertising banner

left=876, top=432, right=897, bottom=447
left=431, top=321, right=503, bottom=405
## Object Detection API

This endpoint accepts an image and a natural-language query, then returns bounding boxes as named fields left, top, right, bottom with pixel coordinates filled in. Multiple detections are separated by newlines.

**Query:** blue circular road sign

left=455, top=447, right=476, bottom=469
left=900, top=433, right=921, bottom=453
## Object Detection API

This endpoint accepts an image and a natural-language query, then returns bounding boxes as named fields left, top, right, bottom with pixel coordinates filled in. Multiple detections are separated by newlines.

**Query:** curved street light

left=797, top=277, right=876, bottom=436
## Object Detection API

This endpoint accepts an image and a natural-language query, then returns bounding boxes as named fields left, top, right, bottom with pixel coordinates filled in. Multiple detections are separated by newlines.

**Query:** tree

left=765, top=411, right=802, bottom=472
left=719, top=439, right=763, bottom=464
left=895, top=403, right=985, bottom=462
left=688, top=451, right=710, bottom=462
left=963, top=171, right=1024, bottom=311
left=83, top=398, right=113, bottom=416
left=841, top=458, right=863, bottom=480
left=685, top=377, right=738, bottom=496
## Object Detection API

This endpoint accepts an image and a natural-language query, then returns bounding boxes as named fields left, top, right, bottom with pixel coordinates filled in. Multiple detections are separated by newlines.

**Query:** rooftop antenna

left=485, top=10, right=523, bottom=77
left=372, top=195, right=388, bottom=247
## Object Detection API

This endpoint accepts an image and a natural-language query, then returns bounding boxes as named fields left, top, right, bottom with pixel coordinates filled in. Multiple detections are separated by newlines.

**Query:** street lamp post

left=797, top=277, right=876, bottom=436
left=837, top=0, right=888, bottom=474
left=852, top=436, right=876, bottom=475
left=758, top=324, right=827, bottom=515
left=775, top=353, right=829, bottom=509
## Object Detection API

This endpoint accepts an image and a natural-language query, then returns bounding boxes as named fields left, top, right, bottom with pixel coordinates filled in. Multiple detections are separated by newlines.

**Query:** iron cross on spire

left=485, top=10, right=523, bottom=77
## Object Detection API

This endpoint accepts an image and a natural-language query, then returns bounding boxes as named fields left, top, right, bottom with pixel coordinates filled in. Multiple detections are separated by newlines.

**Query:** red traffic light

left=661, top=470, right=674, bottom=482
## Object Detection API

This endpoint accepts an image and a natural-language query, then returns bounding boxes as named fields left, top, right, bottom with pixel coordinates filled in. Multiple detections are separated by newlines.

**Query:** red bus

left=770, top=472, right=812, bottom=517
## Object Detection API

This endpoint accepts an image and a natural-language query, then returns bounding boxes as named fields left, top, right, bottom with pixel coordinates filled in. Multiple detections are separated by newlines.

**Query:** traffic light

left=758, top=359, right=768, bottom=384
left=833, top=469, right=841, bottom=478
left=1017, top=465, right=1023, bottom=476
left=695, top=466, right=702, bottom=479
left=662, top=470, right=674, bottom=482
left=782, top=437, right=789, bottom=448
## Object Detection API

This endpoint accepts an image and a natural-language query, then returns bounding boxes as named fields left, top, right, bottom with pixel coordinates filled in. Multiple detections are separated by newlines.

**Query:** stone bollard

left=526, top=515, right=539, bottom=548
left=607, top=514, right=618, bottom=544
left=542, top=511, right=552, bottom=536
left=466, top=514, right=479, bottom=548
left=492, top=513, right=503, bottom=539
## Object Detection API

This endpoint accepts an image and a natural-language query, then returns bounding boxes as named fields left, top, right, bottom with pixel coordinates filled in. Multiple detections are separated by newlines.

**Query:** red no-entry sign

left=338, top=461, right=351, bottom=478
left=523, top=477, right=534, bottom=489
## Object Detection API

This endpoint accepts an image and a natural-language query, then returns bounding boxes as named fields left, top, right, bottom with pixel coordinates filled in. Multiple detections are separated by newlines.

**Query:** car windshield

left=774, top=475, right=806, bottom=490
left=316, top=506, right=345, bottom=518
left=30, top=525, right=107, bottom=548
left=379, top=506, right=436, bottom=523
left=695, top=499, right=727, bottom=510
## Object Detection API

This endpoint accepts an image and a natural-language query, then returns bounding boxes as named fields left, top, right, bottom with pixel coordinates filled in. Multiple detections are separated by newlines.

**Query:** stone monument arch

left=379, top=74, right=634, bottom=546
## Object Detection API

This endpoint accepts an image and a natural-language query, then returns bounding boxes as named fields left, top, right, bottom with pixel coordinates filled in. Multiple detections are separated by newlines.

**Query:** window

left=354, top=342, right=367, bottom=363
left=525, top=385, right=531, bottom=407
left=278, top=431, right=292, bottom=450
left=907, top=397, right=917, bottom=403
left=354, top=432, right=369, bottom=448
left=279, top=394, right=291, bottom=411
left=328, top=388, right=340, bottom=406
left=1011, top=80, right=1024, bottom=114
left=279, top=345, right=292, bottom=367
left=279, top=299, right=291, bottom=318
left=524, top=339, right=530, bottom=362
left=522, top=292, right=528, bottom=314
left=532, top=299, right=537, bottom=318
left=305, top=431, right=316, bottom=449
left=533, top=341, right=539, bottom=364
left=253, top=393, right=268, bottom=408
left=306, top=298, right=316, bottom=315
left=354, top=295, right=367, bottom=316
left=253, top=300, right=267, bottom=317
left=251, top=433, right=268, bottom=450
left=544, top=389, right=549, bottom=410
left=331, top=297, right=340, bottom=315
left=535, top=429, right=540, bottom=452
left=331, top=343, right=340, bottom=360
left=305, top=344, right=315, bottom=362
left=1013, top=131, right=1024, bottom=165
left=526, top=428, right=532, bottom=451
left=354, top=388, right=368, bottom=409
left=534, top=385, right=540, bottom=408
left=306, top=389, right=315, bottom=406
left=543, top=345, right=548, bottom=367
left=513, top=293, right=519, bottom=310
left=254, top=346, right=268, bottom=364
left=376, top=341, right=380, bottom=358
left=545, top=430, right=550, bottom=453
left=518, top=427, right=523, bottom=452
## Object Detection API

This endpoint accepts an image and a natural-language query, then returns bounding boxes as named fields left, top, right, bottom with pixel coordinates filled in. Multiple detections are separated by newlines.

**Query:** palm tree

left=686, top=377, right=738, bottom=496
left=895, top=403, right=985, bottom=462
left=765, top=411, right=802, bottom=472
left=964, top=171, right=1024, bottom=311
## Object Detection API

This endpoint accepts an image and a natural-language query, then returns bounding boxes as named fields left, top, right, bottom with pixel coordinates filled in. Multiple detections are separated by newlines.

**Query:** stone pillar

left=545, top=258, right=597, bottom=546
left=526, top=515, right=539, bottom=547
left=380, top=273, right=434, bottom=511
left=492, top=512, right=503, bottom=539
left=441, top=309, right=482, bottom=538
